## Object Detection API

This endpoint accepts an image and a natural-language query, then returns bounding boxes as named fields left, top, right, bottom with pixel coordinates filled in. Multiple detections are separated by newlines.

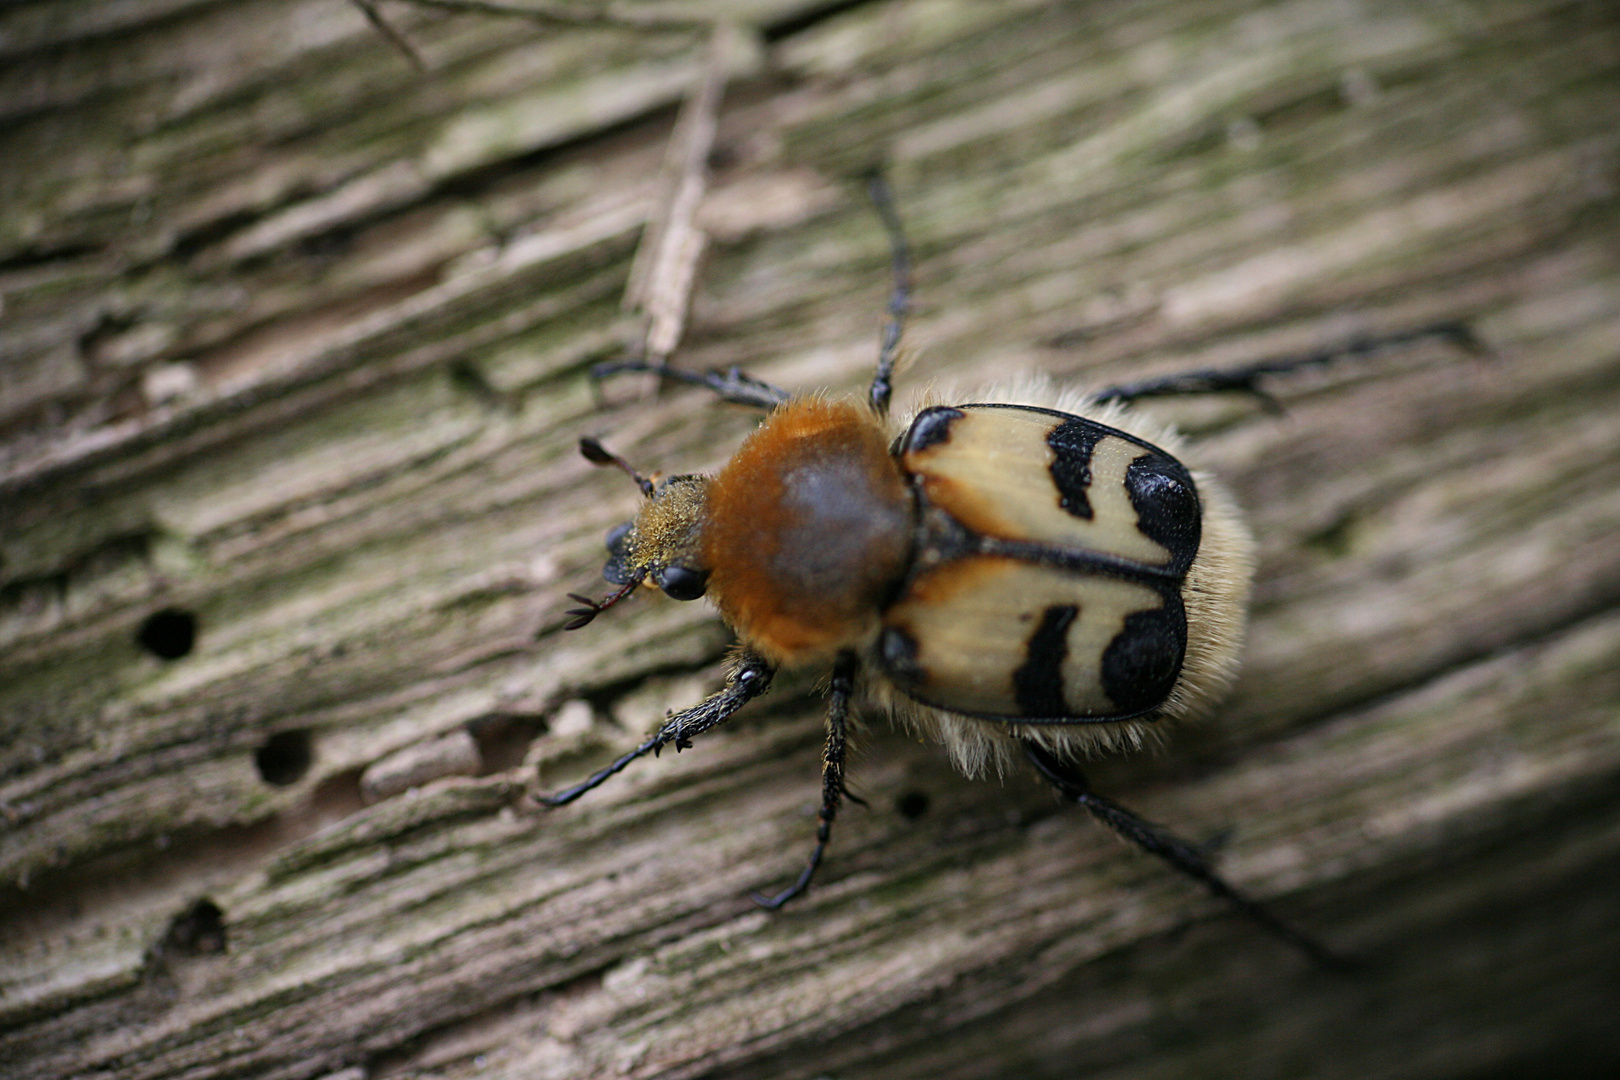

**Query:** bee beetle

left=545, top=173, right=1474, bottom=967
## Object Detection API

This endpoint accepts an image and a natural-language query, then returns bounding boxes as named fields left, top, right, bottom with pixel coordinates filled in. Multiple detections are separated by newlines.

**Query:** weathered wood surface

left=2, top=1, right=1618, bottom=1077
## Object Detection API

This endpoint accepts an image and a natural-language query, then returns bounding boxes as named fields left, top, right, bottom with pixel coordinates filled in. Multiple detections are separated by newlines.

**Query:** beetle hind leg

left=754, top=650, right=860, bottom=909
left=1088, top=321, right=1481, bottom=409
left=1021, top=740, right=1352, bottom=971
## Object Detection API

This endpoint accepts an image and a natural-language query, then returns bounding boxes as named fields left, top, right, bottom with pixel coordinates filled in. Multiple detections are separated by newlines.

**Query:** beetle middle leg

left=1021, top=740, right=1351, bottom=971
left=862, top=168, right=912, bottom=420
left=1088, top=321, right=1481, bottom=410
left=592, top=169, right=915, bottom=417
left=753, top=650, right=860, bottom=909
left=537, top=650, right=775, bottom=806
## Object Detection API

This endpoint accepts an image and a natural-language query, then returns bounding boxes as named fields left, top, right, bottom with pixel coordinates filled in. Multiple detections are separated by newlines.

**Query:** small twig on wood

left=355, top=1, right=740, bottom=366
left=625, top=21, right=745, bottom=363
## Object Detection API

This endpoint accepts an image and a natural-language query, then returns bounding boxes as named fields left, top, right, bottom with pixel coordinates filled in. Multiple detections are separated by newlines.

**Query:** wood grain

left=2, top=1, right=1617, bottom=1078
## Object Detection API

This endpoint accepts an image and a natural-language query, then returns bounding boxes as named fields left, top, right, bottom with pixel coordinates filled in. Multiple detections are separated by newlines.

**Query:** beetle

left=542, top=173, right=1475, bottom=966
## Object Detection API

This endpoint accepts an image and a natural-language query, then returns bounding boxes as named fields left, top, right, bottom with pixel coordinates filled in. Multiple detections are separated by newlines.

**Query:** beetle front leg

left=537, top=650, right=775, bottom=806
left=591, top=359, right=792, bottom=411
left=1021, top=740, right=1351, bottom=971
left=753, top=650, right=859, bottom=909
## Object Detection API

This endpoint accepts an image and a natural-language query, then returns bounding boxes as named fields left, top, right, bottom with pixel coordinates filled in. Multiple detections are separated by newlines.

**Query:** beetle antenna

left=579, top=436, right=656, bottom=497
left=562, top=577, right=643, bottom=630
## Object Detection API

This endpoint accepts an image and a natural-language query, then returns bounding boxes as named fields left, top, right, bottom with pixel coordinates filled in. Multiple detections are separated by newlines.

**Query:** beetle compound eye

left=603, top=522, right=637, bottom=585
left=654, top=564, right=708, bottom=601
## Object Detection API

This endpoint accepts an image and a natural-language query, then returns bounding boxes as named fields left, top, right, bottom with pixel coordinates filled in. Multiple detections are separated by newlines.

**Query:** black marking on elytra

left=1014, top=604, right=1079, bottom=717
left=1124, top=452, right=1201, bottom=574
left=1099, top=595, right=1186, bottom=714
left=898, top=406, right=964, bottom=456
left=1046, top=417, right=1105, bottom=520
left=979, top=536, right=1182, bottom=583
left=877, top=625, right=925, bottom=691
left=958, top=404, right=1179, bottom=458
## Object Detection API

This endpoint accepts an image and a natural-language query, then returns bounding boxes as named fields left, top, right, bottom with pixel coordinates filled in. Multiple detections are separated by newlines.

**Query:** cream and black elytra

left=546, top=173, right=1476, bottom=967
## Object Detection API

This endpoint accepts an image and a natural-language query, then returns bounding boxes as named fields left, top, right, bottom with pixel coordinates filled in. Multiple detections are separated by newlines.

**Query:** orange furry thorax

left=701, top=399, right=913, bottom=664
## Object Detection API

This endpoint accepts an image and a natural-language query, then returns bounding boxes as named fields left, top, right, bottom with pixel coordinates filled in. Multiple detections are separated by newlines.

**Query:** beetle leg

left=1088, top=321, right=1482, bottom=409
left=753, top=650, right=859, bottom=909
left=591, top=359, right=792, bottom=411
left=536, top=650, right=775, bottom=806
left=863, top=168, right=912, bottom=419
left=1021, top=740, right=1352, bottom=971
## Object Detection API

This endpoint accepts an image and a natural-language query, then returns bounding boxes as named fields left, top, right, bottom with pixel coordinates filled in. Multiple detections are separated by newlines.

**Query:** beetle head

left=564, top=440, right=711, bottom=629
